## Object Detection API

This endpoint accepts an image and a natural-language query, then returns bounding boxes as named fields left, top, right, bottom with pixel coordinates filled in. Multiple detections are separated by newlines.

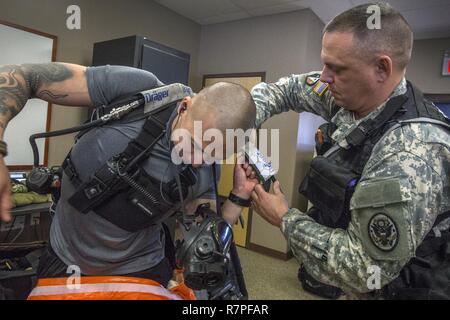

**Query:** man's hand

left=0, top=156, right=11, bottom=222
left=221, top=156, right=260, bottom=225
left=251, top=181, right=289, bottom=227
left=232, top=158, right=259, bottom=200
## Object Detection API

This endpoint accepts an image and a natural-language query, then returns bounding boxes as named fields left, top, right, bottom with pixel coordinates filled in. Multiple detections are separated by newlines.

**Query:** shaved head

left=170, top=82, right=256, bottom=166
left=191, top=82, right=256, bottom=132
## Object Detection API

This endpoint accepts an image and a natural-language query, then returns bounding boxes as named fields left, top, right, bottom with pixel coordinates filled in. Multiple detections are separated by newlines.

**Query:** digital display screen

left=244, top=142, right=277, bottom=181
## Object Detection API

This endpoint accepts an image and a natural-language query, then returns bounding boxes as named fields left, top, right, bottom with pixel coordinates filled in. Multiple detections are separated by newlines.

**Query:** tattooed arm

left=0, top=62, right=91, bottom=135
left=0, top=62, right=91, bottom=221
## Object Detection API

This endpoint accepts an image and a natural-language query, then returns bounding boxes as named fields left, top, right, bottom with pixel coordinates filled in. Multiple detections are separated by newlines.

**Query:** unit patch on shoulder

left=313, top=80, right=329, bottom=97
left=368, top=213, right=399, bottom=252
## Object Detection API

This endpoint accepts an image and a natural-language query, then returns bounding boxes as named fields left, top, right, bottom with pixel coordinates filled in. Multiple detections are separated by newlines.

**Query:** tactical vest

left=299, top=81, right=450, bottom=299
left=62, top=84, right=198, bottom=233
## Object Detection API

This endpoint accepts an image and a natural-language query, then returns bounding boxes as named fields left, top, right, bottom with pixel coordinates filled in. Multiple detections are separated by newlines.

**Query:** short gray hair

left=324, top=2, right=413, bottom=70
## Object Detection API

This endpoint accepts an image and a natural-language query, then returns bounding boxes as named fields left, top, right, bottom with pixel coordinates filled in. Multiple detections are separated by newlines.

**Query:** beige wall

left=2, top=1, right=447, bottom=255
left=407, top=37, right=450, bottom=93
left=198, top=9, right=325, bottom=254
left=0, top=0, right=201, bottom=166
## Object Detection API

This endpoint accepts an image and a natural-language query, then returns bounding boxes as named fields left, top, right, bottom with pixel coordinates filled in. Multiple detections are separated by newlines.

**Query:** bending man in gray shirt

left=0, top=63, right=258, bottom=287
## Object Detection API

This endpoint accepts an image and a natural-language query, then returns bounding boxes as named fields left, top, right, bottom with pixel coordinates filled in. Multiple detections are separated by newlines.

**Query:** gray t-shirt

left=50, top=65, right=217, bottom=275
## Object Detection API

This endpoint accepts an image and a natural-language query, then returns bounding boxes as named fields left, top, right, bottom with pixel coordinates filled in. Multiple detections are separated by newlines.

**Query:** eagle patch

left=368, top=213, right=399, bottom=252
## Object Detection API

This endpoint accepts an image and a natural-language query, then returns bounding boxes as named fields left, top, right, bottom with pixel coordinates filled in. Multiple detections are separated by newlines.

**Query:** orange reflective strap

left=169, top=282, right=197, bottom=300
left=27, top=276, right=185, bottom=300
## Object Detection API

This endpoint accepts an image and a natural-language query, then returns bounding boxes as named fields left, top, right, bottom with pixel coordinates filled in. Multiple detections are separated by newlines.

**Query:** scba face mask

left=176, top=203, right=233, bottom=291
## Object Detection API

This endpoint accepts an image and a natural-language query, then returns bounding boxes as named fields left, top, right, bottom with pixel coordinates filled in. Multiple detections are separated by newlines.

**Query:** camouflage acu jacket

left=251, top=72, right=450, bottom=297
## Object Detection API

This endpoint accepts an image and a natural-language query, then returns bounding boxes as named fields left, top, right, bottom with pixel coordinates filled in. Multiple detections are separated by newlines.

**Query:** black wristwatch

left=228, top=192, right=251, bottom=207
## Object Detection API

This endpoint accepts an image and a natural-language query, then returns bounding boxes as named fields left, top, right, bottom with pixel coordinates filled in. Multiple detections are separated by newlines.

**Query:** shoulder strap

left=409, top=81, right=450, bottom=122
left=120, top=104, right=175, bottom=172
left=434, top=211, right=450, bottom=228
left=345, top=94, right=409, bottom=147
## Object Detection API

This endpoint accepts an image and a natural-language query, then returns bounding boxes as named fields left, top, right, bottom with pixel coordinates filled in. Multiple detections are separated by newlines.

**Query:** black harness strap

left=411, top=82, right=436, bottom=118
left=66, top=103, right=179, bottom=215
left=345, top=94, right=409, bottom=147
left=121, top=105, right=175, bottom=169
left=434, top=210, right=450, bottom=228
left=62, top=152, right=81, bottom=188
left=62, top=104, right=175, bottom=189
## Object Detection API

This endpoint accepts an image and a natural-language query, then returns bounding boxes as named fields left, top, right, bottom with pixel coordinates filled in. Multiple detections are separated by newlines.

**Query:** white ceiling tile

left=154, top=0, right=241, bottom=20
left=229, top=0, right=294, bottom=10
left=247, top=1, right=308, bottom=16
left=197, top=11, right=251, bottom=25
left=306, top=0, right=354, bottom=21
left=155, top=0, right=450, bottom=39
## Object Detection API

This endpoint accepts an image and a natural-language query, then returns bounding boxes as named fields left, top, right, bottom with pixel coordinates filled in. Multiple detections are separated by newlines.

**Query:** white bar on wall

left=0, top=23, right=53, bottom=166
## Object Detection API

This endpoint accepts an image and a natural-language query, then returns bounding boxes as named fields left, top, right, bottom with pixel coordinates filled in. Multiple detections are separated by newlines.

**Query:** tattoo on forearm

left=39, top=90, right=69, bottom=100
left=0, top=63, right=73, bottom=125
left=22, top=63, right=73, bottom=97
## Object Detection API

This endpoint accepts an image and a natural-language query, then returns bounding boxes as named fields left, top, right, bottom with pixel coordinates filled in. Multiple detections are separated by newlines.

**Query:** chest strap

left=344, top=94, right=408, bottom=147
left=66, top=103, right=177, bottom=214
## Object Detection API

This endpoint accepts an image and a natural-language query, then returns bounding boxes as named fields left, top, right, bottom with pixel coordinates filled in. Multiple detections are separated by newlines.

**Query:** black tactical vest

left=64, top=97, right=198, bottom=233
left=299, top=81, right=450, bottom=299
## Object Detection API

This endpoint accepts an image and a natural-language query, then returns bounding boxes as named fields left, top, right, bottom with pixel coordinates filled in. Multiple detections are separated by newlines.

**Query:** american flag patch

left=313, top=81, right=328, bottom=97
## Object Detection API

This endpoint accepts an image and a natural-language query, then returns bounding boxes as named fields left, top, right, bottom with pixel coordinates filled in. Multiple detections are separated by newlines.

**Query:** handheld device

left=243, top=142, right=277, bottom=192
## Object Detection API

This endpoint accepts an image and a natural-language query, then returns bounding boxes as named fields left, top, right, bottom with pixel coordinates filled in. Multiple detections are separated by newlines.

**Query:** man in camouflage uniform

left=250, top=3, right=450, bottom=299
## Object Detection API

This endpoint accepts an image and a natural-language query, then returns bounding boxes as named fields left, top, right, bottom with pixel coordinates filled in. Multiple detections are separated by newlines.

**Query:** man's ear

left=178, top=96, right=192, bottom=114
left=375, top=55, right=393, bottom=82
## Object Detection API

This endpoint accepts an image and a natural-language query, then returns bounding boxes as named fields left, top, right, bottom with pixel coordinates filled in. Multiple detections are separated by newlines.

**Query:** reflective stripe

left=29, top=283, right=181, bottom=300
left=36, top=276, right=161, bottom=287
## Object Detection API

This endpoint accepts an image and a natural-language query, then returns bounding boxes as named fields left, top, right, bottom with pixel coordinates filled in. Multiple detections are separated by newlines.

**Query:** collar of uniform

left=330, top=78, right=407, bottom=144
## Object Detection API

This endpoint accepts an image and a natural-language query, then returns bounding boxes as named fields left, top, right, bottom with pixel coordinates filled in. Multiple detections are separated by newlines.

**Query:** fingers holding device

left=243, top=142, right=277, bottom=192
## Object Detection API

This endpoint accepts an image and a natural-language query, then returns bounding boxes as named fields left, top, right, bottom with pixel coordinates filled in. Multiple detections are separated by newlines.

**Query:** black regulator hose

left=29, top=93, right=147, bottom=167
left=29, top=119, right=104, bottom=167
